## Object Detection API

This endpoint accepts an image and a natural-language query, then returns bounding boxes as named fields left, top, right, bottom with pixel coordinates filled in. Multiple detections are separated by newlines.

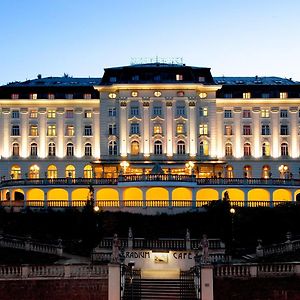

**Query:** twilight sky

left=0, top=0, right=300, bottom=84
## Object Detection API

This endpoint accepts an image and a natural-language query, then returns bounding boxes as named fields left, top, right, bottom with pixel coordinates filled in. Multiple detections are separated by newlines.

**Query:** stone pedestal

left=108, top=263, right=121, bottom=300
left=201, top=265, right=214, bottom=300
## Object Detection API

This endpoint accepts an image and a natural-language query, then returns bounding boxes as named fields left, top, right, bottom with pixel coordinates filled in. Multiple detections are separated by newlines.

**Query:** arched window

left=243, top=165, right=252, bottom=178
left=108, top=141, right=117, bottom=155
left=154, top=140, right=163, bottom=155
left=281, top=142, right=289, bottom=156
left=30, top=143, right=38, bottom=157
left=48, top=142, right=56, bottom=157
left=84, top=143, right=92, bottom=157
left=47, top=165, right=57, bottom=179
left=84, top=165, right=93, bottom=178
left=262, top=165, right=271, bottom=179
left=12, top=143, right=20, bottom=157
left=243, top=143, right=251, bottom=157
left=66, top=143, right=74, bottom=157
left=199, top=141, right=209, bottom=156
left=177, top=141, right=186, bottom=155
left=11, top=165, right=21, bottom=179
left=29, top=165, right=40, bottom=179
left=131, top=141, right=139, bottom=155
left=226, top=165, right=234, bottom=179
left=225, top=143, right=232, bottom=156
left=262, top=142, right=270, bottom=157
left=65, top=165, right=75, bottom=178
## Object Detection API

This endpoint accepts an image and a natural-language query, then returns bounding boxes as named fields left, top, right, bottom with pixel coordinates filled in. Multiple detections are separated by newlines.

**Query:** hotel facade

left=0, top=63, right=300, bottom=210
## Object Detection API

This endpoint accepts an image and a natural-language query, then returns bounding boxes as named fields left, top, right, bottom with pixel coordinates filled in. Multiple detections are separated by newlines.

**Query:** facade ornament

left=111, top=234, right=121, bottom=263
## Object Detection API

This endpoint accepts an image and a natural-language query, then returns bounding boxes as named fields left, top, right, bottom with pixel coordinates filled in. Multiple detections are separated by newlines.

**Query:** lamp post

left=185, top=161, right=195, bottom=175
left=278, top=164, right=289, bottom=179
left=229, top=207, right=236, bottom=256
left=120, top=161, right=130, bottom=175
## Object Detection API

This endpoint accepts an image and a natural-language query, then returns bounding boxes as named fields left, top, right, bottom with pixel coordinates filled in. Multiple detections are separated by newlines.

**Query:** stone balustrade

left=257, top=239, right=300, bottom=257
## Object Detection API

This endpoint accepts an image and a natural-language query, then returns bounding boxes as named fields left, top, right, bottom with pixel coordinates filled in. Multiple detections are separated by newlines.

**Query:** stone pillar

left=252, top=108, right=260, bottom=158
left=216, top=108, right=223, bottom=158
left=44, top=190, right=48, bottom=209
left=271, top=108, right=279, bottom=158
left=2, top=109, right=10, bottom=157
left=56, top=108, right=65, bottom=158
left=166, top=101, right=173, bottom=156
left=119, top=102, right=128, bottom=157
left=142, top=102, right=150, bottom=156
left=20, top=108, right=29, bottom=158
left=68, top=189, right=72, bottom=207
left=108, top=263, right=121, bottom=300
left=188, top=102, right=196, bottom=156
left=167, top=188, right=172, bottom=208
left=38, top=108, right=47, bottom=158
left=142, top=188, right=147, bottom=208
left=290, top=108, right=298, bottom=158
left=233, top=108, right=242, bottom=158
left=74, top=108, right=82, bottom=157
left=208, top=101, right=217, bottom=157
left=192, top=188, right=197, bottom=208
left=201, top=265, right=214, bottom=300
left=93, top=108, right=101, bottom=158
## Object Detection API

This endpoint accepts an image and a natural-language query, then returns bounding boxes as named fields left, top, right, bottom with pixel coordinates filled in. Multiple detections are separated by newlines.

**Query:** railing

left=0, top=264, right=108, bottom=280
left=258, top=239, right=300, bottom=257
left=119, top=174, right=196, bottom=182
left=180, top=266, right=200, bottom=299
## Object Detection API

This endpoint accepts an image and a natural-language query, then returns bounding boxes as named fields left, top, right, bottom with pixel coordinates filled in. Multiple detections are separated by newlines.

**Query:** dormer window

left=132, top=75, right=139, bottom=81
left=243, top=92, right=251, bottom=99
left=30, top=93, right=38, bottom=100
left=110, top=77, right=117, bottom=83
left=176, top=74, right=183, bottom=81
left=11, top=94, right=19, bottom=100
left=198, top=77, right=205, bottom=82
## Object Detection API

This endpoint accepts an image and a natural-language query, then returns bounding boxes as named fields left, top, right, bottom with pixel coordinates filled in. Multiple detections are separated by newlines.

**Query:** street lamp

left=230, top=208, right=236, bottom=256
left=185, top=161, right=195, bottom=175
left=278, top=164, right=289, bottom=179
left=120, top=161, right=130, bottom=174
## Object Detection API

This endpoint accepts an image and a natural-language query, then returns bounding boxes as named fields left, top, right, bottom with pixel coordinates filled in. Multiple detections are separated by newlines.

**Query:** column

left=167, top=188, right=172, bottom=208
left=166, top=102, right=173, bottom=156
left=108, top=264, right=121, bottom=300
left=271, top=108, right=279, bottom=158
left=188, top=102, right=197, bottom=156
left=119, top=102, right=128, bottom=157
left=38, top=108, right=47, bottom=158
left=74, top=108, right=82, bottom=157
left=233, top=108, right=242, bottom=158
left=208, top=101, right=217, bottom=157
left=216, top=108, right=223, bottom=158
left=142, top=102, right=150, bottom=156
left=252, top=108, right=260, bottom=158
left=290, top=108, right=298, bottom=158
left=56, top=109, right=64, bottom=158
left=201, top=265, right=214, bottom=300
left=44, top=190, right=48, bottom=209
left=142, top=188, right=147, bottom=208
left=192, top=188, right=197, bottom=208
left=119, top=188, right=124, bottom=208
left=2, top=109, right=10, bottom=158
left=20, top=108, right=29, bottom=158
left=68, top=189, right=72, bottom=207
left=93, top=108, right=101, bottom=158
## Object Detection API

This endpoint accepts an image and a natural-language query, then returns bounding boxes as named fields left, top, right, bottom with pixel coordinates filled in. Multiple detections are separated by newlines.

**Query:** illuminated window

left=66, top=125, right=75, bottom=136
left=199, top=141, right=209, bottom=156
left=199, top=92, right=207, bottom=99
left=48, top=94, right=55, bottom=100
left=108, top=124, right=117, bottom=135
left=154, top=91, right=161, bottom=97
left=224, top=125, right=233, bottom=135
left=30, top=110, right=38, bottom=119
left=131, top=141, right=139, bottom=155
left=12, top=110, right=20, bottom=119
left=280, top=125, right=289, bottom=135
left=281, top=143, right=289, bottom=156
left=199, top=124, right=208, bottom=135
left=84, top=93, right=92, bottom=99
left=176, top=123, right=185, bottom=134
left=176, top=74, right=183, bottom=81
left=29, top=165, right=40, bottom=179
left=224, top=110, right=232, bottom=118
left=48, top=142, right=56, bottom=157
left=198, top=77, right=205, bottom=82
left=261, top=124, right=270, bottom=135
left=84, top=143, right=92, bottom=156
left=153, top=106, right=162, bottom=117
left=108, top=141, right=117, bottom=155
left=280, top=109, right=288, bottom=118
left=12, top=143, right=20, bottom=157
left=130, top=106, right=139, bottom=117
left=244, top=165, right=252, bottom=178
left=130, top=123, right=140, bottom=135
left=11, top=94, right=19, bottom=100
left=131, top=91, right=138, bottom=97
left=84, top=125, right=92, bottom=136
left=262, top=142, right=270, bottom=157
left=243, top=143, right=251, bottom=156
left=243, top=125, right=252, bottom=135
left=65, top=94, right=73, bottom=99
left=84, top=165, right=93, bottom=178
left=108, top=92, right=117, bottom=99
left=243, top=92, right=251, bottom=99
left=47, top=110, right=56, bottom=118
left=84, top=110, right=92, bottom=118
left=280, top=92, right=288, bottom=99
left=66, top=143, right=74, bottom=157
left=176, top=106, right=185, bottom=117
left=242, top=110, right=251, bottom=118
left=47, top=165, right=57, bottom=179
left=154, top=141, right=163, bottom=155
left=30, top=93, right=38, bottom=100
left=199, top=107, right=208, bottom=117
left=108, top=107, right=116, bottom=117
left=30, top=143, right=38, bottom=157
left=225, top=143, right=233, bottom=156
left=11, top=165, right=21, bottom=179
left=177, top=141, right=186, bottom=155
left=177, top=91, right=185, bottom=97
left=66, top=110, right=74, bottom=118
left=30, top=125, right=38, bottom=136
left=226, top=165, right=234, bottom=178
left=261, top=109, right=270, bottom=118
left=65, top=165, right=75, bottom=178
left=153, top=124, right=162, bottom=134
left=262, top=165, right=270, bottom=179
left=47, top=125, right=56, bottom=136
left=11, top=125, right=20, bottom=136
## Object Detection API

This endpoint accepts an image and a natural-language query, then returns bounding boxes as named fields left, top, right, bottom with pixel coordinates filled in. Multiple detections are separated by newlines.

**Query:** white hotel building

left=0, top=63, right=300, bottom=210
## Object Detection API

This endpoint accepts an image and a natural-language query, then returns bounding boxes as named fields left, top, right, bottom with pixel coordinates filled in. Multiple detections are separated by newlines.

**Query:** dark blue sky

left=1, top=0, right=300, bottom=84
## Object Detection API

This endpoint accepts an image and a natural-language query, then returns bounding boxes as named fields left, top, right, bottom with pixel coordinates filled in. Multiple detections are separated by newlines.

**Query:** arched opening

left=296, top=191, right=300, bottom=202
left=27, top=189, right=44, bottom=201
left=47, top=165, right=57, bottom=179
left=29, top=165, right=40, bottom=179
left=30, top=143, right=38, bottom=157
left=177, top=141, right=186, bottom=155
left=200, top=140, right=209, bottom=156
left=65, top=165, right=75, bottom=178
left=124, top=188, right=143, bottom=206
left=262, top=142, right=270, bottom=157
left=108, top=140, right=117, bottom=155
left=84, top=143, right=92, bottom=157
left=243, top=143, right=251, bottom=157
left=226, top=165, right=234, bottom=178
left=12, top=143, right=20, bottom=157
left=154, top=141, right=163, bottom=155
left=172, top=188, right=192, bottom=206
left=243, top=165, right=252, bottom=178
left=222, top=189, right=244, bottom=203
left=12, top=189, right=24, bottom=201
left=281, top=142, right=289, bottom=156
left=11, top=165, right=21, bottom=179
left=248, top=189, right=270, bottom=202
left=196, top=188, right=219, bottom=206
left=84, top=165, right=93, bottom=178
left=96, top=188, right=119, bottom=206
left=131, top=141, right=140, bottom=155
left=225, top=143, right=232, bottom=157
left=146, top=187, right=168, bottom=206
left=48, top=142, right=56, bottom=157
left=72, top=188, right=90, bottom=202
left=66, top=143, right=74, bottom=157
left=273, top=189, right=292, bottom=202
left=48, top=189, right=68, bottom=204
left=262, top=165, right=271, bottom=179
